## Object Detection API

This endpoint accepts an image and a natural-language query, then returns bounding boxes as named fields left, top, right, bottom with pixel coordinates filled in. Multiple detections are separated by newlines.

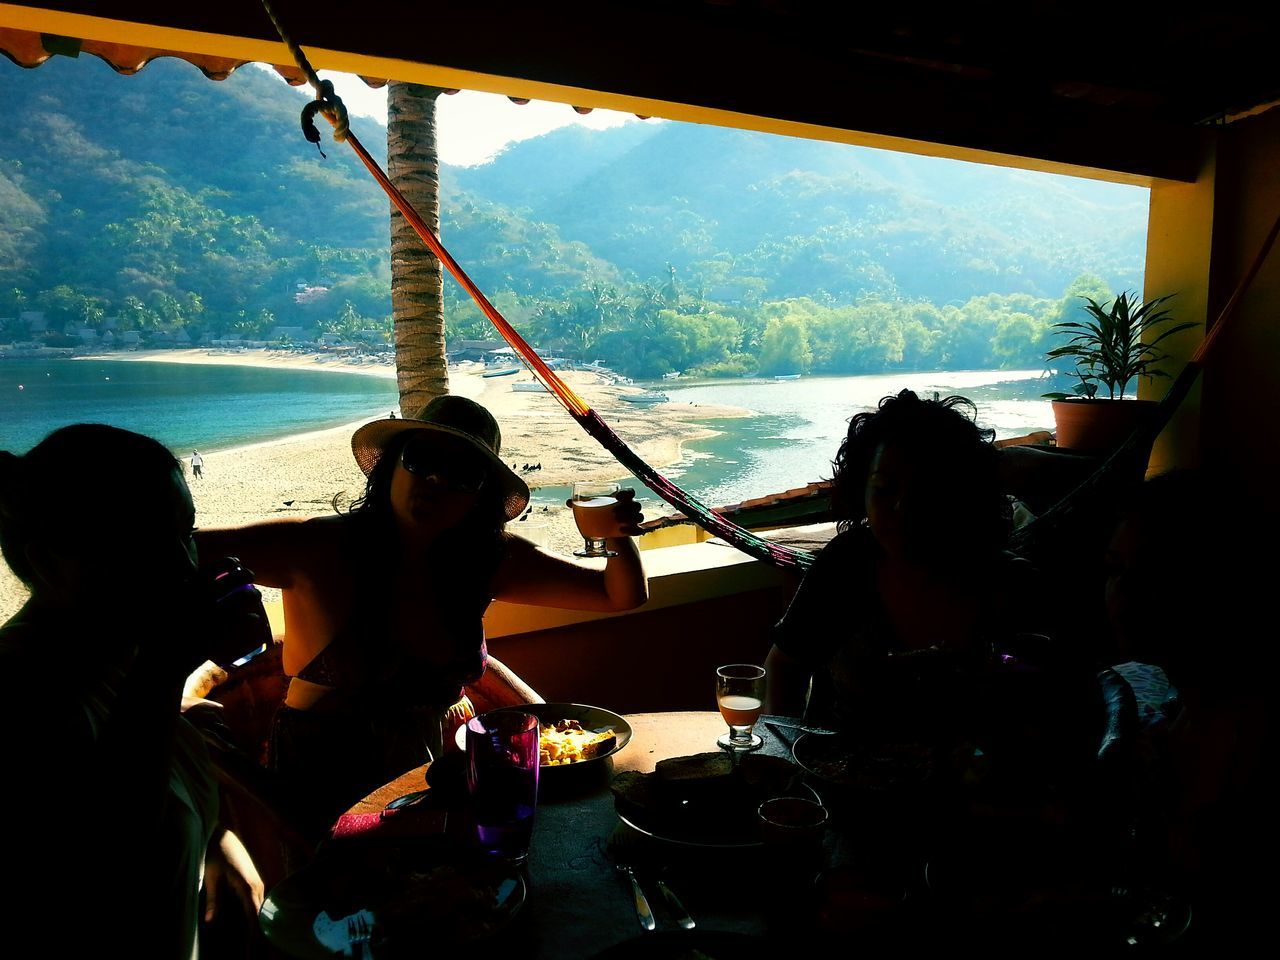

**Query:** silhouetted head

left=348, top=396, right=526, bottom=548
left=0, top=425, right=195, bottom=610
left=350, top=428, right=510, bottom=545
left=830, top=389, right=1009, bottom=564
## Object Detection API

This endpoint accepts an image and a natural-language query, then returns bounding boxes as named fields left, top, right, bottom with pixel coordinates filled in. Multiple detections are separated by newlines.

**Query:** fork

left=346, top=913, right=372, bottom=958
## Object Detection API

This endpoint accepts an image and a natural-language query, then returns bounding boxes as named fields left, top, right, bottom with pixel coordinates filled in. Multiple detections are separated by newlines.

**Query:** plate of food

left=612, top=751, right=819, bottom=848
left=259, top=846, right=525, bottom=958
left=453, top=702, right=633, bottom=770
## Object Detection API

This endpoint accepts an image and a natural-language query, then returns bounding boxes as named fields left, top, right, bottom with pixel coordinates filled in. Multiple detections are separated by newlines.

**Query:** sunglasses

left=399, top=436, right=488, bottom=493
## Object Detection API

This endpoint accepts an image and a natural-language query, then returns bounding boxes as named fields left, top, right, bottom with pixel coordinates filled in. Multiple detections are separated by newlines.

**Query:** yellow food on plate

left=539, top=719, right=616, bottom=766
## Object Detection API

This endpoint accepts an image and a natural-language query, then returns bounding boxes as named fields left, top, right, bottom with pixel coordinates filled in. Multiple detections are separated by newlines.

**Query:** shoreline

left=74, top=348, right=399, bottom=380
left=82, top=350, right=747, bottom=478
left=1, top=350, right=752, bottom=620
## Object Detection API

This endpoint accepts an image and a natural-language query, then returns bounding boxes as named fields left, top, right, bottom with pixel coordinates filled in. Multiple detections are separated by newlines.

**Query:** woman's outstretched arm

left=492, top=490, right=648, bottom=611
left=196, top=517, right=333, bottom=590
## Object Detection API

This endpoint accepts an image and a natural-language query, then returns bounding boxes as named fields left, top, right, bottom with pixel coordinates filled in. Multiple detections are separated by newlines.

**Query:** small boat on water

left=482, top=366, right=520, bottom=378
left=620, top=391, right=669, bottom=404
left=773, top=373, right=802, bottom=381
left=512, top=380, right=548, bottom=392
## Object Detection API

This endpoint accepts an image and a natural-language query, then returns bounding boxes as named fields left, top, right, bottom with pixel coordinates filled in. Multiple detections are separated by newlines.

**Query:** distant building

left=269, top=325, right=314, bottom=343
left=150, top=328, right=193, bottom=346
left=449, top=339, right=505, bottom=362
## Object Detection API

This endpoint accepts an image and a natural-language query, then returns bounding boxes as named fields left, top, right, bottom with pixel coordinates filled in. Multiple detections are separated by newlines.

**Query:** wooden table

left=342, top=712, right=797, bottom=958
left=303, top=711, right=1129, bottom=955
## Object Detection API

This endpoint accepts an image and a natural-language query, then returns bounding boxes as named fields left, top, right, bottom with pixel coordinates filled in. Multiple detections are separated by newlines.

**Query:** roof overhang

left=4, top=2, right=1278, bottom=186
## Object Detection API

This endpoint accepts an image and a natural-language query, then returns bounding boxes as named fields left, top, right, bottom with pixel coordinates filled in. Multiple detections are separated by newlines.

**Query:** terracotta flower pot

left=1050, top=398, right=1159, bottom=454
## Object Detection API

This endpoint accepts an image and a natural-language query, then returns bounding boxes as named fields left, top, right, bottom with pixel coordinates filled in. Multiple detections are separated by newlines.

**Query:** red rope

left=339, top=133, right=813, bottom=568
left=344, top=133, right=591, bottom=418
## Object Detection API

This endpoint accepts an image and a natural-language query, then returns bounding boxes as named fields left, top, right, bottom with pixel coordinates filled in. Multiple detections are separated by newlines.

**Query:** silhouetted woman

left=0, top=424, right=262, bottom=958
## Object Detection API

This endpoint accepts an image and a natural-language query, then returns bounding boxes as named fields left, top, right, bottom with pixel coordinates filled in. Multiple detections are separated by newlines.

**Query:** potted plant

left=1043, top=291, right=1196, bottom=453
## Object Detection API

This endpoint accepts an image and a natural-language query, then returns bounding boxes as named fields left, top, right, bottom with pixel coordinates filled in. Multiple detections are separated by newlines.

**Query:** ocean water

left=656, top=369, right=1055, bottom=506
left=2, top=359, right=1055, bottom=510
left=0, top=358, right=398, bottom=454
left=528, top=368, right=1056, bottom=510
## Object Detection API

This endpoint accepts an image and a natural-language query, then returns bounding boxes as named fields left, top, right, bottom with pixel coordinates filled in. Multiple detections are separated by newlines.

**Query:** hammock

left=260, top=1, right=814, bottom=571
left=347, top=145, right=815, bottom=571
left=261, top=1, right=1277, bottom=573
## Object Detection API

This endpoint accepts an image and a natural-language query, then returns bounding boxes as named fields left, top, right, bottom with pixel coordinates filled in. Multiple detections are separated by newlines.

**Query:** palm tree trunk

left=387, top=81, right=448, bottom=415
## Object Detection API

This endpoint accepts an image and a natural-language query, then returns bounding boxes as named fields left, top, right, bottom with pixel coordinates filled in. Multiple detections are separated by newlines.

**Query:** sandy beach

left=1, top=349, right=749, bottom=619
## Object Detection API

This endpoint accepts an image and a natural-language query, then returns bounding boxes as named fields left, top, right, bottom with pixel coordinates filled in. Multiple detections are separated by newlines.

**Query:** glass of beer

left=716, top=663, right=766, bottom=751
left=571, top=481, right=620, bottom=558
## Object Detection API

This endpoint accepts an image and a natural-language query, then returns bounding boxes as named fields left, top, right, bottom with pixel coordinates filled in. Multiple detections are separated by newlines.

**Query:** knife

left=657, top=879, right=695, bottom=930
left=758, top=715, right=838, bottom=736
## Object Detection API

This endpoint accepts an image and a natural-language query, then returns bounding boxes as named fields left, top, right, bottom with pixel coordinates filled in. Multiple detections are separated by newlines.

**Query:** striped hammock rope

left=341, top=129, right=816, bottom=570
left=257, top=0, right=814, bottom=569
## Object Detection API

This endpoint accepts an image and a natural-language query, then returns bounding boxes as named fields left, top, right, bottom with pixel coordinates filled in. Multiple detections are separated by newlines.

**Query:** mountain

left=1, top=54, right=1147, bottom=361
left=454, top=121, right=1147, bottom=302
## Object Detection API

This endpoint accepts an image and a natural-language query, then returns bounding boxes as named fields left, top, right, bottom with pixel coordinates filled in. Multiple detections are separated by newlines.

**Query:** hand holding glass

left=571, top=481, right=620, bottom=558
left=716, top=663, right=766, bottom=751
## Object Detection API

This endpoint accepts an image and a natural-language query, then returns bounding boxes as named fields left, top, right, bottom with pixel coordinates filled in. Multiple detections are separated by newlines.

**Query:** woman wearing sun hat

left=196, top=395, right=647, bottom=827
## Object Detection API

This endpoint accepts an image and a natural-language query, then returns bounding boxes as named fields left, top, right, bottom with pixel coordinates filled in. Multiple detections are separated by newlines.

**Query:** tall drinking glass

left=466, top=711, right=540, bottom=862
left=571, top=481, right=620, bottom=558
left=716, top=663, right=766, bottom=751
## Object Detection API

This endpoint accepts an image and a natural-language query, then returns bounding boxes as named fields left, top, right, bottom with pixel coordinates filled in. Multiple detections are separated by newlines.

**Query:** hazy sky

left=261, top=67, right=656, bottom=167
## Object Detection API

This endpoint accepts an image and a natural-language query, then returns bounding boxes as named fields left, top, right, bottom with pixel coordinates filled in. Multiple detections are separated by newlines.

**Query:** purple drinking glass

left=465, top=711, right=540, bottom=862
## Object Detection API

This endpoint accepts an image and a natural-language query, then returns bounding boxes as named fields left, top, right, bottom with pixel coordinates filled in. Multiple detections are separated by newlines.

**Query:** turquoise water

left=2, top=359, right=1054, bottom=510
left=529, top=369, right=1056, bottom=511
left=0, top=358, right=397, bottom=454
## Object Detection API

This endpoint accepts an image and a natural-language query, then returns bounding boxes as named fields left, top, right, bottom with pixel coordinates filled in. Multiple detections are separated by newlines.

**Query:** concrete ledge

left=482, top=538, right=800, bottom=638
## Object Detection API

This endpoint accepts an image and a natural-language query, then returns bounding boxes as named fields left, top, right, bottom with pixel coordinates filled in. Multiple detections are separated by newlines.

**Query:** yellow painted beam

left=0, top=3, right=1158, bottom=187
left=1143, top=150, right=1217, bottom=473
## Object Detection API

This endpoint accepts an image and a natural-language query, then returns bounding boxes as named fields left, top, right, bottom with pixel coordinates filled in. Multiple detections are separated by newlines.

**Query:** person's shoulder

left=813, top=527, right=874, bottom=570
left=490, top=531, right=533, bottom=570
left=0, top=621, right=95, bottom=753
left=295, top=513, right=361, bottom=564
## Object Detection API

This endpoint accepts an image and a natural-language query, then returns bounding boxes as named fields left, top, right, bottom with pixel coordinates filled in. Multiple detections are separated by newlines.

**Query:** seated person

left=196, top=395, right=649, bottom=829
left=766, top=389, right=1052, bottom=742
left=769, top=390, right=1109, bottom=877
left=0, top=424, right=264, bottom=958
left=1103, top=469, right=1271, bottom=946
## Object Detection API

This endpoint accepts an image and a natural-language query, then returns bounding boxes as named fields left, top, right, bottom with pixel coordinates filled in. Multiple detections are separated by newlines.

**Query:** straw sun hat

left=351, top=395, right=530, bottom=521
